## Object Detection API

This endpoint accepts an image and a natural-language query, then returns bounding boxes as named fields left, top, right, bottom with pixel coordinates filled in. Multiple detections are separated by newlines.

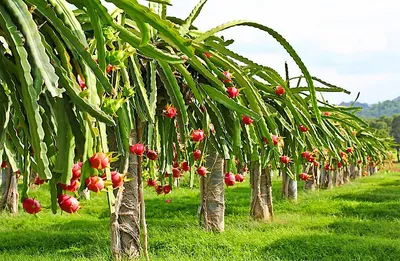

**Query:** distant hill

left=338, top=101, right=370, bottom=109
left=339, top=96, right=400, bottom=118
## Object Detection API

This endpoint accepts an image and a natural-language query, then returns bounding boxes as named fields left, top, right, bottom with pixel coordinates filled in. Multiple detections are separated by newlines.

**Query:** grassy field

left=0, top=167, right=399, bottom=261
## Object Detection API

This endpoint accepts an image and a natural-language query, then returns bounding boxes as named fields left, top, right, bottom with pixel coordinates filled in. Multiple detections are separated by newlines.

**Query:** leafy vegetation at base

left=1, top=169, right=399, bottom=261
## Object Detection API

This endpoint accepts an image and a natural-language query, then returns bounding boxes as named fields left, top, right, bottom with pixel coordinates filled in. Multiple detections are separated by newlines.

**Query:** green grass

left=0, top=169, right=399, bottom=261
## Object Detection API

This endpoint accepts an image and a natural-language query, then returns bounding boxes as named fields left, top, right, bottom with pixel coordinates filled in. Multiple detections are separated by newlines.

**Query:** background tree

left=390, top=115, right=400, bottom=161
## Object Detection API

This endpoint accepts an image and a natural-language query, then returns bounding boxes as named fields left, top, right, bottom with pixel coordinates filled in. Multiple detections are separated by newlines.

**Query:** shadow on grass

left=378, top=180, right=400, bottom=187
left=262, top=234, right=400, bottom=260
left=100, top=185, right=255, bottom=223
left=334, top=187, right=400, bottom=203
left=341, top=202, right=400, bottom=220
left=144, top=195, right=200, bottom=219
left=0, top=220, right=110, bottom=259
left=327, top=220, right=400, bottom=239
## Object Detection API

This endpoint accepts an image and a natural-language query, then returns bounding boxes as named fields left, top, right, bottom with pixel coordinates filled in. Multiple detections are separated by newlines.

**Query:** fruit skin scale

left=34, top=175, right=45, bottom=185
left=191, top=129, right=205, bottom=142
left=302, top=151, right=312, bottom=159
left=61, top=179, right=80, bottom=192
left=193, top=150, right=202, bottom=160
left=280, top=156, right=290, bottom=164
left=85, top=176, right=105, bottom=192
left=147, top=179, right=157, bottom=187
left=155, top=185, right=163, bottom=195
left=147, top=150, right=158, bottom=161
left=235, top=173, right=244, bottom=182
left=226, top=87, right=239, bottom=98
left=22, top=198, right=41, bottom=214
left=130, top=143, right=145, bottom=156
left=299, top=125, right=309, bottom=132
left=224, top=172, right=235, bottom=186
left=172, top=168, right=181, bottom=178
left=197, top=166, right=207, bottom=177
left=299, top=173, right=309, bottom=181
left=163, top=185, right=171, bottom=194
left=58, top=194, right=80, bottom=213
left=163, top=105, right=177, bottom=118
left=242, top=115, right=253, bottom=125
left=71, top=162, right=82, bottom=180
left=222, top=71, right=232, bottom=83
left=180, top=161, right=190, bottom=172
left=275, top=85, right=285, bottom=96
left=89, top=153, right=110, bottom=170
left=264, top=135, right=279, bottom=146
left=111, top=171, right=124, bottom=188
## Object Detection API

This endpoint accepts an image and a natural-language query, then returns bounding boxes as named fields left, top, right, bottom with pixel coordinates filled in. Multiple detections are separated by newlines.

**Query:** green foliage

left=365, top=114, right=400, bottom=148
left=341, top=97, right=400, bottom=118
left=0, top=5, right=52, bottom=179
left=391, top=115, right=400, bottom=145
left=0, top=0, right=392, bottom=237
left=0, top=0, right=389, bottom=180
left=1, top=170, right=399, bottom=260
left=367, top=118, right=391, bottom=138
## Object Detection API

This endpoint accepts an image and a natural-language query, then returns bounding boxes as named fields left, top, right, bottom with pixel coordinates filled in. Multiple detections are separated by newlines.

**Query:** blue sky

left=115, top=1, right=400, bottom=104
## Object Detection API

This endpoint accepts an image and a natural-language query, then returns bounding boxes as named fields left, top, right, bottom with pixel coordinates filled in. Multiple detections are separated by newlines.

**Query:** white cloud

left=163, top=0, right=400, bottom=103
left=308, top=68, right=398, bottom=104
left=130, top=1, right=400, bottom=103
left=236, top=50, right=398, bottom=104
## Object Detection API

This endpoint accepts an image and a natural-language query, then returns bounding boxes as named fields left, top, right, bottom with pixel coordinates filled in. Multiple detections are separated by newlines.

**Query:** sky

left=107, top=0, right=400, bottom=104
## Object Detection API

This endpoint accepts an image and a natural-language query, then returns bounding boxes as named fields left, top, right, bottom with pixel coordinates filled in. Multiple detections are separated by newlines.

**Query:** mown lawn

left=0, top=168, right=399, bottom=261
